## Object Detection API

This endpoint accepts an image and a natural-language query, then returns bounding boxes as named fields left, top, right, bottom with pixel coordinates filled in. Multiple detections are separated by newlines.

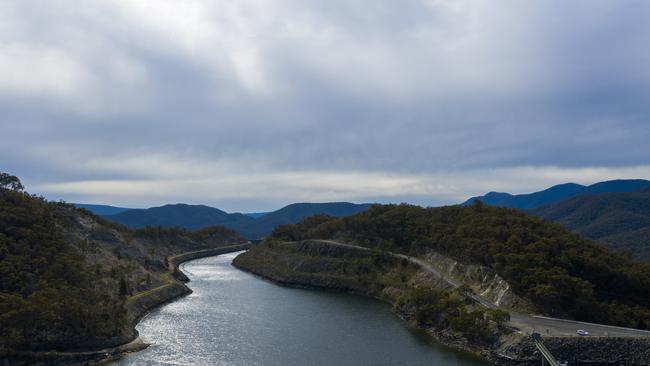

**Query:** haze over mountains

left=464, top=179, right=650, bottom=210
left=78, top=202, right=372, bottom=239
left=533, top=186, right=650, bottom=260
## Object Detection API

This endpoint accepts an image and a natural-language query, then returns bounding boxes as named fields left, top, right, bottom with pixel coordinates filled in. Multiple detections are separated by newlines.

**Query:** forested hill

left=463, top=179, right=650, bottom=210
left=532, top=186, right=650, bottom=260
left=269, top=203, right=650, bottom=329
left=0, top=173, right=246, bottom=356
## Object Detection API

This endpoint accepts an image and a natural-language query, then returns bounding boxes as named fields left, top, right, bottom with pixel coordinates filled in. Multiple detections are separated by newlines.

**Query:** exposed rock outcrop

left=425, top=251, right=532, bottom=311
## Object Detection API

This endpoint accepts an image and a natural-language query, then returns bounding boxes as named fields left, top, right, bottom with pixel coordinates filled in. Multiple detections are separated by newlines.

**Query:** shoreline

left=6, top=243, right=252, bottom=366
left=232, top=241, right=650, bottom=366
left=231, top=259, right=498, bottom=363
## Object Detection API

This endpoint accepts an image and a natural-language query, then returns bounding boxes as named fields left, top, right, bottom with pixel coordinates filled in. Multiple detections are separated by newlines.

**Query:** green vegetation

left=397, top=287, right=510, bottom=342
left=0, top=173, right=24, bottom=191
left=234, top=240, right=418, bottom=296
left=0, top=186, right=127, bottom=352
left=0, top=172, right=245, bottom=355
left=268, top=202, right=650, bottom=329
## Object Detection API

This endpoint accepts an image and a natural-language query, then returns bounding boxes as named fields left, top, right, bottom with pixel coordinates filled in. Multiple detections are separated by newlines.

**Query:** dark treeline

left=0, top=187, right=128, bottom=352
left=270, top=202, right=650, bottom=329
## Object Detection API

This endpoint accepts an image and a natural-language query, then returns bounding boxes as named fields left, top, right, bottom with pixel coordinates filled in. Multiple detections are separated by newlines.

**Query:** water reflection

left=111, top=252, right=488, bottom=366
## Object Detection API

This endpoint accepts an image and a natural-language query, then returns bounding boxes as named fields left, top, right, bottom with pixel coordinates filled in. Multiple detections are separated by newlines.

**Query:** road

left=510, top=313, right=650, bottom=338
left=306, top=240, right=650, bottom=338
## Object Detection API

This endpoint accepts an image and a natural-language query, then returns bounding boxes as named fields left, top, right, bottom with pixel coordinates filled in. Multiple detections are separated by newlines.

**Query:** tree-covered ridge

left=397, top=287, right=510, bottom=343
left=0, top=173, right=246, bottom=355
left=0, top=189, right=127, bottom=352
left=269, top=203, right=650, bottom=329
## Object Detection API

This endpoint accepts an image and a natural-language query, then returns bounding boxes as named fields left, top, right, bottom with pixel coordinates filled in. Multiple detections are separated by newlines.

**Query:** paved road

left=306, top=240, right=650, bottom=338
left=510, top=313, right=650, bottom=338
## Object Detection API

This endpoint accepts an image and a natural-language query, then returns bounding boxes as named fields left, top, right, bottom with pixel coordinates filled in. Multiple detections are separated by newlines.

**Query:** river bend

left=111, top=252, right=488, bottom=366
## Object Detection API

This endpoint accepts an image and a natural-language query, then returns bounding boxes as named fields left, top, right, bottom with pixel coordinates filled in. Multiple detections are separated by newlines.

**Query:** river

left=111, top=251, right=489, bottom=366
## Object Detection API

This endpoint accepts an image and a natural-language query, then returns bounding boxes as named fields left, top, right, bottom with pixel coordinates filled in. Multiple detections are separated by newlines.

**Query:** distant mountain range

left=79, top=202, right=372, bottom=239
left=102, top=204, right=254, bottom=230
left=463, top=179, right=650, bottom=210
left=464, top=179, right=650, bottom=260
left=243, top=212, right=270, bottom=219
left=79, top=179, right=650, bottom=258
left=237, top=202, right=372, bottom=239
left=73, top=203, right=132, bottom=216
left=532, top=186, right=650, bottom=260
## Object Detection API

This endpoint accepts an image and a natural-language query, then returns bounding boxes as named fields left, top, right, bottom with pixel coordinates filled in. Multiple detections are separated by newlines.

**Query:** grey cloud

left=2, top=0, right=650, bottom=209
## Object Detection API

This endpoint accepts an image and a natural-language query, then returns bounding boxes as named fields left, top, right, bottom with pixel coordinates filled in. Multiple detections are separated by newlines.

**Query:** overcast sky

left=2, top=0, right=650, bottom=212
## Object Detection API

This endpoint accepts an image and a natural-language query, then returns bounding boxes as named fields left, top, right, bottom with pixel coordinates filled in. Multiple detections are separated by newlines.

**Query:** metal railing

left=532, top=332, right=567, bottom=366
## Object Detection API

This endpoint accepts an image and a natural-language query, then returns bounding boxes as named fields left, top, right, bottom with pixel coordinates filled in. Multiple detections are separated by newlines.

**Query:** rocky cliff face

left=424, top=252, right=533, bottom=311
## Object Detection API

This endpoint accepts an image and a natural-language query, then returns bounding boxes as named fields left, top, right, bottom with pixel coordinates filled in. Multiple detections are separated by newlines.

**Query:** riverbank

left=111, top=251, right=490, bottom=366
left=233, top=240, right=650, bottom=366
left=4, top=243, right=251, bottom=366
left=232, top=240, right=503, bottom=360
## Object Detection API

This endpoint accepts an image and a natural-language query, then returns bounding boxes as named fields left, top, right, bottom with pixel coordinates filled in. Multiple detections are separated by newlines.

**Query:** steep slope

left=463, top=179, right=650, bottom=210
left=0, top=182, right=246, bottom=357
left=264, top=203, right=650, bottom=329
left=103, top=203, right=254, bottom=229
left=73, top=203, right=132, bottom=216
left=238, top=202, right=372, bottom=239
left=533, top=186, right=650, bottom=260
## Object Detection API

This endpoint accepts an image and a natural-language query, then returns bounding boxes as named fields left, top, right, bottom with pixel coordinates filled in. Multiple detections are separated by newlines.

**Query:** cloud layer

left=2, top=0, right=650, bottom=211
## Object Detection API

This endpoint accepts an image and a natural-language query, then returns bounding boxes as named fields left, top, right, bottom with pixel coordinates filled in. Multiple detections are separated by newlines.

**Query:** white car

left=577, top=329, right=589, bottom=336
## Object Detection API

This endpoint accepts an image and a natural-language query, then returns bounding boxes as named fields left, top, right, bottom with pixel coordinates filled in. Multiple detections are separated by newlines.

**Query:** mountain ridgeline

left=95, top=202, right=373, bottom=239
left=533, top=186, right=650, bottom=260
left=72, top=204, right=131, bottom=216
left=99, top=204, right=254, bottom=230
left=464, top=179, right=650, bottom=210
left=265, top=203, right=650, bottom=329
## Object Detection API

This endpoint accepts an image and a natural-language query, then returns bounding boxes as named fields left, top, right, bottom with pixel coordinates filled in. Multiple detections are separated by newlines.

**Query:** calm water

left=111, top=252, right=489, bottom=366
